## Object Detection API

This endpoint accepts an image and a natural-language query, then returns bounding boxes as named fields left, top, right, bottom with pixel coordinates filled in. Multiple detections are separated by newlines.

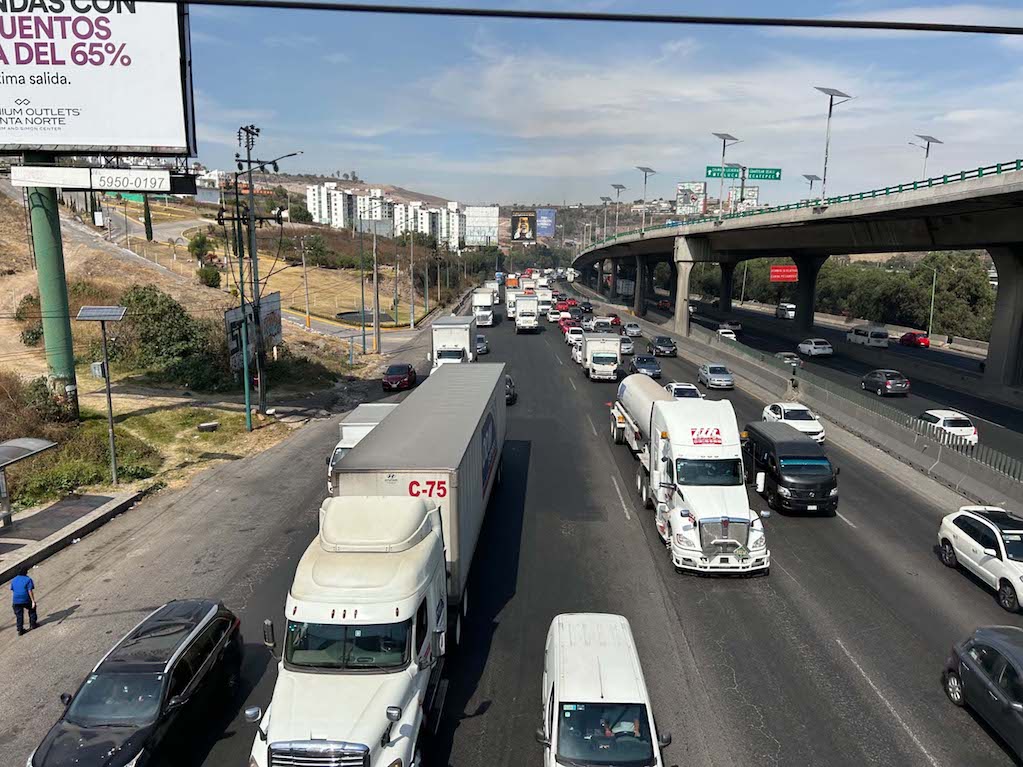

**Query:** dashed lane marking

left=610, top=475, right=632, bottom=521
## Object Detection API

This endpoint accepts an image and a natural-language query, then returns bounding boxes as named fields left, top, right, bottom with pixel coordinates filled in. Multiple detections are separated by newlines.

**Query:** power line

left=183, top=0, right=1023, bottom=35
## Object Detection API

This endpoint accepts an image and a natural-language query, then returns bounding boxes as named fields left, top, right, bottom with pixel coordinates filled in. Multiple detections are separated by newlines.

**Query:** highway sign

left=770, top=265, right=799, bottom=282
left=706, top=166, right=740, bottom=179
left=706, top=166, right=782, bottom=181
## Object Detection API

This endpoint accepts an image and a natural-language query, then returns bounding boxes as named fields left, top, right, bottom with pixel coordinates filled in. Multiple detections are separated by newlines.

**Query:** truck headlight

left=777, top=486, right=791, bottom=497
left=750, top=534, right=766, bottom=551
left=829, top=488, right=839, bottom=497
left=674, top=532, right=699, bottom=550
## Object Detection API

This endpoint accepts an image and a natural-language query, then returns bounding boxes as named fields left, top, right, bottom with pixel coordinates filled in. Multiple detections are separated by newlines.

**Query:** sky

left=189, top=1, right=1023, bottom=206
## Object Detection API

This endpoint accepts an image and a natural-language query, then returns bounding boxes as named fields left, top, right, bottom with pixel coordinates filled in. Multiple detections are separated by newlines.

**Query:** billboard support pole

left=26, top=151, right=79, bottom=420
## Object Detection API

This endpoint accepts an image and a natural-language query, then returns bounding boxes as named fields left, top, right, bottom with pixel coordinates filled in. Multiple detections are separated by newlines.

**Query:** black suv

left=647, top=336, right=677, bottom=357
left=580, top=301, right=593, bottom=314
left=31, top=600, right=243, bottom=767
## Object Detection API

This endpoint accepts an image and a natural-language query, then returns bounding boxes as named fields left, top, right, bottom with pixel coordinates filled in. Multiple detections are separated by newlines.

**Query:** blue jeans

left=13, top=602, right=37, bottom=633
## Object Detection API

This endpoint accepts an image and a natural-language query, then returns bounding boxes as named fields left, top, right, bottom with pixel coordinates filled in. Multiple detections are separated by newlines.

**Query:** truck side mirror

left=262, top=618, right=276, bottom=649
left=835, top=467, right=841, bottom=477
left=755, top=472, right=766, bottom=493
left=386, top=706, right=402, bottom=722
left=432, top=627, right=446, bottom=658
left=658, top=732, right=672, bottom=748
left=426, top=352, right=432, bottom=361
left=535, top=728, right=551, bottom=747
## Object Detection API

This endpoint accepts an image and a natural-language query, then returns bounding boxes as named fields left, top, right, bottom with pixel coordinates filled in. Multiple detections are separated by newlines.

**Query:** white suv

left=938, top=506, right=1023, bottom=611
left=565, top=326, right=584, bottom=346
left=919, top=409, right=978, bottom=446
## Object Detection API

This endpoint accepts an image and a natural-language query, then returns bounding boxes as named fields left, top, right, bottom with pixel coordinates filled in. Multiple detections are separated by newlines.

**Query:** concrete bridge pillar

left=795, top=255, right=828, bottom=331
left=673, top=236, right=713, bottom=336
left=720, top=262, right=736, bottom=314
left=646, top=260, right=657, bottom=302
left=634, top=256, right=647, bottom=317
left=986, top=245, right=1023, bottom=387
left=597, top=259, right=606, bottom=294
left=668, top=261, right=678, bottom=307
left=609, top=259, right=618, bottom=299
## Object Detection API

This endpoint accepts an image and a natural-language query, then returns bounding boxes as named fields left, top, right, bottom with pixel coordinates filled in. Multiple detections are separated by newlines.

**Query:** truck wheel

left=642, top=477, right=654, bottom=510
left=611, top=420, right=624, bottom=444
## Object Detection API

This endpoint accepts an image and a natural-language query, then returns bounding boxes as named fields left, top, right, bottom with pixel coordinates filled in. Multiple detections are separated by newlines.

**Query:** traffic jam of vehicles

left=25, top=267, right=1019, bottom=767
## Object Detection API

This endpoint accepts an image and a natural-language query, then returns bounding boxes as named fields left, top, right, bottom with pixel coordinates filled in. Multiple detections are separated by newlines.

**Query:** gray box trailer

left=332, top=363, right=507, bottom=607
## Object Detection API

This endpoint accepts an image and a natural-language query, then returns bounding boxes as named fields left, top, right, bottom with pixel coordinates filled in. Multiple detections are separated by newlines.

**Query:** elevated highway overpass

left=572, top=160, right=1023, bottom=391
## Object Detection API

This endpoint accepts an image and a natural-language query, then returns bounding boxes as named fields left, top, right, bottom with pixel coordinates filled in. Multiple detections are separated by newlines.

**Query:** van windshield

left=557, top=702, right=655, bottom=767
left=676, top=458, right=743, bottom=486
left=778, top=457, right=833, bottom=477
left=284, top=620, right=411, bottom=672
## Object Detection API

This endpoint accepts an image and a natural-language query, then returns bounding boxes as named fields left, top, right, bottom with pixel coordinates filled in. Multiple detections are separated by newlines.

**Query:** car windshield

left=676, top=458, right=743, bottom=486
left=1003, top=533, right=1023, bottom=562
left=593, top=354, right=618, bottom=366
left=385, top=365, right=407, bottom=376
left=654, top=338, right=672, bottom=345
left=437, top=349, right=464, bottom=361
left=778, top=457, right=834, bottom=477
left=783, top=409, right=815, bottom=421
left=637, top=356, right=656, bottom=365
left=65, top=673, right=164, bottom=728
left=557, top=702, right=655, bottom=767
left=284, top=620, right=411, bottom=671
left=673, top=387, right=699, bottom=398
left=708, top=366, right=729, bottom=375
left=944, top=418, right=973, bottom=429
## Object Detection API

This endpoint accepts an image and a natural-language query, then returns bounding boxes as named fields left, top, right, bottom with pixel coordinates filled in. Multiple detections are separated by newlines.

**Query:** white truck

left=515, top=295, right=540, bottom=334
left=536, top=287, right=554, bottom=314
left=247, top=364, right=507, bottom=767
left=484, top=279, right=500, bottom=304
left=578, top=332, right=621, bottom=381
left=472, top=288, right=495, bottom=327
left=609, top=374, right=770, bottom=575
left=506, top=288, right=522, bottom=320
left=326, top=403, right=399, bottom=493
left=520, top=277, right=537, bottom=292
left=429, top=314, right=477, bottom=370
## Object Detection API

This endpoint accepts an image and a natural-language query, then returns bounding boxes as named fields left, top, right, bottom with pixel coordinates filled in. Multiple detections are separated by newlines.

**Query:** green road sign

left=705, top=166, right=782, bottom=181
left=706, top=166, right=739, bottom=179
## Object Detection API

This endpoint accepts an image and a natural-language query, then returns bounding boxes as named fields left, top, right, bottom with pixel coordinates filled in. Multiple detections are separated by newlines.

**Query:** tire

left=766, top=490, right=778, bottom=510
left=944, top=670, right=966, bottom=707
left=940, top=540, right=958, bottom=568
left=876, top=386, right=884, bottom=396
left=635, top=468, right=643, bottom=496
left=1000, top=581, right=1019, bottom=613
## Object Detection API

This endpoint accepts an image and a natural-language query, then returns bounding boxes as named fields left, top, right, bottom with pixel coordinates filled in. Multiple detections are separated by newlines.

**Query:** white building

left=393, top=200, right=424, bottom=236
left=328, top=187, right=356, bottom=229
left=464, top=205, right=500, bottom=246
left=357, top=191, right=395, bottom=221
left=306, top=182, right=336, bottom=225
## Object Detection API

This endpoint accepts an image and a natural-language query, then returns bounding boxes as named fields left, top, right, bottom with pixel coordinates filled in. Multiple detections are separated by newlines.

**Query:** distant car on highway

left=547, top=306, right=562, bottom=322
left=619, top=336, right=635, bottom=355
left=565, top=298, right=578, bottom=307
left=774, top=351, right=802, bottom=369
left=697, top=363, right=734, bottom=389
left=623, top=322, right=643, bottom=337
left=505, top=374, right=517, bottom=405
left=665, top=381, right=703, bottom=399
left=860, top=369, right=910, bottom=396
left=847, top=325, right=890, bottom=348
left=656, top=299, right=672, bottom=312
left=900, top=331, right=931, bottom=348
left=568, top=307, right=583, bottom=321
left=717, top=328, right=737, bottom=341
left=382, top=362, right=417, bottom=391
left=798, top=338, right=833, bottom=357
left=476, top=334, right=490, bottom=355
left=719, top=320, right=742, bottom=333
left=565, top=326, right=584, bottom=346
left=647, top=336, right=677, bottom=356
left=555, top=300, right=570, bottom=312
left=919, top=409, right=978, bottom=446
left=31, top=600, right=243, bottom=767
left=775, top=303, right=796, bottom=320
left=942, top=625, right=1023, bottom=761
left=629, top=355, right=662, bottom=379
left=607, top=314, right=622, bottom=326
left=558, top=318, right=578, bottom=334
left=580, top=301, right=593, bottom=314
left=762, top=402, right=825, bottom=443
left=938, top=506, right=1023, bottom=612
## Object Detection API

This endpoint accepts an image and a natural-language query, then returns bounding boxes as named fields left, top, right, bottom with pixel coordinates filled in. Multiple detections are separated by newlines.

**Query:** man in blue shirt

left=11, top=566, right=38, bottom=636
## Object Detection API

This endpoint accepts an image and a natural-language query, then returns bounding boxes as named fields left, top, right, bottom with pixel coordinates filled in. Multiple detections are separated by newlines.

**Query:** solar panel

left=76, top=306, right=127, bottom=322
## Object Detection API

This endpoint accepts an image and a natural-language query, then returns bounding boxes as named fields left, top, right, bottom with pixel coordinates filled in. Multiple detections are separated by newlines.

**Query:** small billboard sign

left=770, top=265, right=799, bottom=282
left=224, top=292, right=283, bottom=371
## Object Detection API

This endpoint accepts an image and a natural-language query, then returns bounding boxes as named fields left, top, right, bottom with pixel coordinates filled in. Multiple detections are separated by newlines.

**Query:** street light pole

left=814, top=87, right=853, bottom=203
left=802, top=174, right=822, bottom=197
left=712, top=133, right=739, bottom=222
left=612, top=183, right=626, bottom=239
left=600, top=196, right=611, bottom=244
left=910, top=134, right=943, bottom=180
left=300, top=236, right=311, bottom=329
left=409, top=233, right=415, bottom=330
left=636, top=167, right=655, bottom=234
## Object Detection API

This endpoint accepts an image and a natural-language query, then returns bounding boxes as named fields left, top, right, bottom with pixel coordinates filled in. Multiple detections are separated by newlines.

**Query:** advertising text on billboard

left=536, top=208, right=556, bottom=237
left=770, top=265, right=799, bottom=283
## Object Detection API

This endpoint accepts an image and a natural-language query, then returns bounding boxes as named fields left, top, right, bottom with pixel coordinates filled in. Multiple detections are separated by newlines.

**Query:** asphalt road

left=4, top=288, right=1021, bottom=766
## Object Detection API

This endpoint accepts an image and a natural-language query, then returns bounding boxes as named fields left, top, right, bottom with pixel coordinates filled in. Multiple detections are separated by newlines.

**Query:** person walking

left=11, top=566, right=38, bottom=636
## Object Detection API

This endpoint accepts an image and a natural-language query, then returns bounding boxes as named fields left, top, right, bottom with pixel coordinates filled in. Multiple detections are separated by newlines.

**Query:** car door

left=994, top=659, right=1023, bottom=758
left=862, top=371, right=878, bottom=389
left=975, top=523, right=1005, bottom=589
left=964, top=644, right=1011, bottom=731
left=952, top=516, right=984, bottom=577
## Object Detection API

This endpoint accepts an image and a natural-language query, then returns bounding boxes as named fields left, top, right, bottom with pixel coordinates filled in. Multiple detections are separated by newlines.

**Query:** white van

left=775, top=302, right=796, bottom=320
left=537, top=613, right=671, bottom=767
left=846, top=325, right=889, bottom=348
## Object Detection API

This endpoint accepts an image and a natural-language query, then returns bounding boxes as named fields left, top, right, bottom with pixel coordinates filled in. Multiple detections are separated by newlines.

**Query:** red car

left=382, top=362, right=417, bottom=391
left=555, top=300, right=570, bottom=312
left=899, top=332, right=931, bottom=348
left=565, top=298, right=578, bottom=307
left=657, top=299, right=671, bottom=311
left=559, top=319, right=580, bottom=335
left=608, top=314, right=621, bottom=326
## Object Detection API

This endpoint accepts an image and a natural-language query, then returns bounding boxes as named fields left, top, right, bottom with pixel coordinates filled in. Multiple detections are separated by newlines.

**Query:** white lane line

left=586, top=414, right=598, bottom=437
left=610, top=475, right=632, bottom=521
left=554, top=353, right=563, bottom=366
left=835, top=639, right=941, bottom=767
left=569, top=378, right=577, bottom=391
left=836, top=512, right=858, bottom=529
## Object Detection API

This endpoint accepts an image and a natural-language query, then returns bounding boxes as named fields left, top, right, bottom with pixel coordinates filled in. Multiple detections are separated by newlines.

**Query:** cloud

left=323, top=51, right=349, bottom=64
left=263, top=33, right=319, bottom=48
left=194, top=90, right=277, bottom=124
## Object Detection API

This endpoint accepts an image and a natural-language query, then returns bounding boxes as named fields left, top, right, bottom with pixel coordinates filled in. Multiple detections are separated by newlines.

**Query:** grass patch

left=119, top=407, right=247, bottom=453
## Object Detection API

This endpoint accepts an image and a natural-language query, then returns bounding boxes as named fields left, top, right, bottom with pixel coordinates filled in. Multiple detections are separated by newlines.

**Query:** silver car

left=620, top=336, right=635, bottom=355
left=698, top=363, right=734, bottom=389
left=623, top=322, right=643, bottom=337
left=476, top=334, right=489, bottom=355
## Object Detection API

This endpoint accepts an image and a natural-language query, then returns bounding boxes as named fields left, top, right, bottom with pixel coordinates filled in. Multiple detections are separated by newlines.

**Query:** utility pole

left=230, top=178, right=253, bottom=431
left=359, top=221, right=366, bottom=353
left=238, top=125, right=266, bottom=414
left=393, top=236, right=399, bottom=327
left=410, top=234, right=416, bottom=329
left=300, top=236, right=311, bottom=329
left=372, top=227, right=381, bottom=353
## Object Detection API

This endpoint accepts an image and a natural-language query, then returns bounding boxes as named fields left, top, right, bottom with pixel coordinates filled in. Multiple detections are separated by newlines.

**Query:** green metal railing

left=584, top=158, right=1023, bottom=252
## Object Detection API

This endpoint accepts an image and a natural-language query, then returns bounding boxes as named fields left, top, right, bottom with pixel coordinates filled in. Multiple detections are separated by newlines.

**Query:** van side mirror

left=426, top=352, right=432, bottom=361
left=835, top=467, right=841, bottom=477
left=60, top=693, right=72, bottom=707
left=658, top=732, right=672, bottom=748
left=262, top=618, right=276, bottom=649
left=386, top=706, right=402, bottom=723
left=759, top=510, right=771, bottom=519
left=984, top=547, right=998, bottom=558
left=325, top=455, right=331, bottom=466
left=755, top=472, right=766, bottom=493
left=244, top=706, right=263, bottom=725
left=535, top=728, right=550, bottom=746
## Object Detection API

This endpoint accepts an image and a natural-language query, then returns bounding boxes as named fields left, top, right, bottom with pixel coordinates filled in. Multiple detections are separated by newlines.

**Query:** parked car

left=546, top=306, right=562, bottom=322
left=719, top=320, right=742, bottom=333
left=619, top=336, right=635, bottom=355
left=697, top=363, right=734, bottom=389
left=580, top=301, right=593, bottom=314
left=846, top=325, right=890, bottom=348
left=665, top=381, right=703, bottom=399
left=30, top=600, right=243, bottom=767
left=761, top=402, right=825, bottom=443
left=919, top=409, right=979, bottom=446
left=900, top=331, right=931, bottom=348
left=647, top=336, right=677, bottom=356
left=623, top=322, right=643, bottom=337
left=860, top=369, right=910, bottom=396
left=382, top=362, right=417, bottom=391
left=775, top=303, right=796, bottom=320
left=717, top=328, right=737, bottom=341
left=943, top=625, right=1023, bottom=761
left=629, top=355, right=662, bottom=378
left=938, top=506, right=1023, bottom=611
left=476, top=334, right=490, bottom=355
left=774, top=351, right=802, bottom=369
left=505, top=374, right=517, bottom=405
left=798, top=338, right=833, bottom=356
left=656, top=299, right=672, bottom=311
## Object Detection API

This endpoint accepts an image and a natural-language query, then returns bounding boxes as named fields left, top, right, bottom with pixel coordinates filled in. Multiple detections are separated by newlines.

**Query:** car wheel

left=1000, top=581, right=1020, bottom=612
left=876, top=386, right=884, bottom=396
left=944, top=670, right=966, bottom=707
left=940, top=540, right=958, bottom=568
left=860, top=382, right=866, bottom=390
left=766, top=490, right=778, bottom=510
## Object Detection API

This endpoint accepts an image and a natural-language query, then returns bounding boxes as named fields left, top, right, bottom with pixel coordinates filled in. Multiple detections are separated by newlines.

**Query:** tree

left=197, top=265, right=221, bottom=289
left=350, top=170, right=358, bottom=182
left=289, top=201, right=313, bottom=224
left=342, top=173, right=349, bottom=181
left=188, top=232, right=212, bottom=261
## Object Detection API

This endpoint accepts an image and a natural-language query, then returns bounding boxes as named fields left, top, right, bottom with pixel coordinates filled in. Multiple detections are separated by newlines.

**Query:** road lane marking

left=835, top=639, right=941, bottom=767
left=554, top=352, right=564, bottom=365
left=569, top=378, right=577, bottom=391
left=836, top=512, right=858, bottom=529
left=610, top=475, right=632, bottom=521
left=586, top=413, right=598, bottom=437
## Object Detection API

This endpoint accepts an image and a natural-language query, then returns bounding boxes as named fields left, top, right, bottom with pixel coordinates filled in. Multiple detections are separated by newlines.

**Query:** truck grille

left=269, top=741, right=370, bottom=767
left=700, top=519, right=749, bottom=557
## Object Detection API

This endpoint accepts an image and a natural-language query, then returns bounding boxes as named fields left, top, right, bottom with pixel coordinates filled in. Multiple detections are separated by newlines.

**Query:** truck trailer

left=429, top=314, right=477, bottom=370
left=484, top=279, right=500, bottom=304
left=248, top=364, right=507, bottom=767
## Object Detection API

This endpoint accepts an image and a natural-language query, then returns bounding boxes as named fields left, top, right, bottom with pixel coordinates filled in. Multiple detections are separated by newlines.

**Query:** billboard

left=510, top=210, right=536, bottom=242
left=225, top=292, right=283, bottom=371
left=464, top=205, right=499, bottom=246
left=0, top=2, right=195, bottom=156
left=675, top=182, right=706, bottom=216
left=728, top=185, right=760, bottom=212
left=536, top=208, right=556, bottom=237
left=770, top=265, right=799, bottom=283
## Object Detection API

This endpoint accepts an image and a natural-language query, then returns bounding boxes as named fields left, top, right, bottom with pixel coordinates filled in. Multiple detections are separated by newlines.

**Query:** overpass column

left=633, top=256, right=646, bottom=317
left=668, top=261, right=678, bottom=307
left=795, top=255, right=828, bottom=331
left=719, top=262, right=736, bottom=314
left=673, top=236, right=712, bottom=336
left=986, top=245, right=1023, bottom=387
left=609, top=259, right=618, bottom=300
left=596, top=259, right=605, bottom=294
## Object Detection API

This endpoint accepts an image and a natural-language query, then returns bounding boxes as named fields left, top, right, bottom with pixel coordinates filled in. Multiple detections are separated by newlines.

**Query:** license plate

left=807, top=505, right=817, bottom=511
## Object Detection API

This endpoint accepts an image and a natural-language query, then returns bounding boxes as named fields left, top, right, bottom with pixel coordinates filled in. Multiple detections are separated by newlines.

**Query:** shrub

left=197, top=265, right=221, bottom=289
left=19, top=323, right=43, bottom=346
left=14, top=293, right=38, bottom=322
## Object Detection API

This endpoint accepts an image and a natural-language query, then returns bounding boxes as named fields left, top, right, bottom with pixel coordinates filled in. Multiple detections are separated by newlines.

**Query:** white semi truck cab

left=472, top=288, right=495, bottom=327
left=515, top=295, right=540, bottom=333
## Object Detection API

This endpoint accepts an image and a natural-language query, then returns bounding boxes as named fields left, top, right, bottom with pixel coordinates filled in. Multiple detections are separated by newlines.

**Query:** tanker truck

left=609, top=374, right=770, bottom=575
